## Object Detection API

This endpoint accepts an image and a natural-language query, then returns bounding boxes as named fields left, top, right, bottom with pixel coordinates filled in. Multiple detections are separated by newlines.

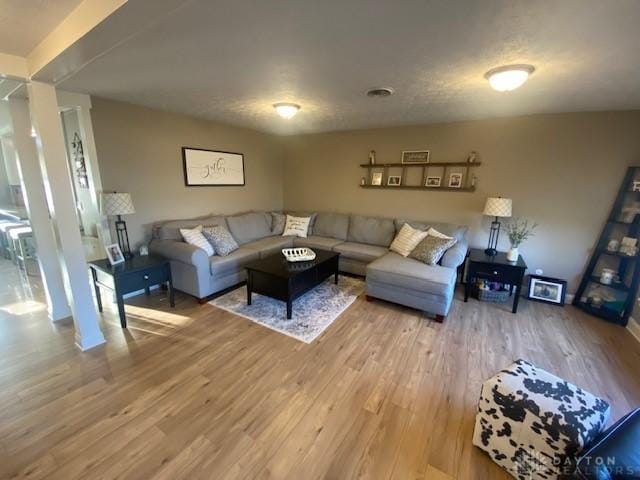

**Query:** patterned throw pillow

left=179, top=225, right=215, bottom=256
left=410, top=235, right=457, bottom=265
left=390, top=223, right=429, bottom=257
left=202, top=225, right=239, bottom=256
left=282, top=215, right=311, bottom=238
left=271, top=212, right=286, bottom=235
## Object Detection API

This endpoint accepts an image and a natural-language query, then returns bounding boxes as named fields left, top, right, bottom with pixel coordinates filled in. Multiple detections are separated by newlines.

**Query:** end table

left=89, top=255, right=175, bottom=328
left=464, top=248, right=527, bottom=313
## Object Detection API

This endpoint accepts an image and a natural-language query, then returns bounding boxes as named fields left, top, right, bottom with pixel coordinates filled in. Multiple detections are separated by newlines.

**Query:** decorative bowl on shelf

left=282, top=247, right=316, bottom=262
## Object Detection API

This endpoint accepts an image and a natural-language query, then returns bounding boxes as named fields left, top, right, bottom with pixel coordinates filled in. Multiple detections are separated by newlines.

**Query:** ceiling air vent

left=366, top=87, right=394, bottom=97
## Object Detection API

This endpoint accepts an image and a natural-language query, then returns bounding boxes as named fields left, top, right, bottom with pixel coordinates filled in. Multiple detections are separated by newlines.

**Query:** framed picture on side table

left=528, top=275, right=567, bottom=306
left=106, top=243, right=125, bottom=266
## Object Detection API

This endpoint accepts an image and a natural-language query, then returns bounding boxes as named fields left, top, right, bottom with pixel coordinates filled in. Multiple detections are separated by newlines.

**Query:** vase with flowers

left=505, top=219, right=537, bottom=262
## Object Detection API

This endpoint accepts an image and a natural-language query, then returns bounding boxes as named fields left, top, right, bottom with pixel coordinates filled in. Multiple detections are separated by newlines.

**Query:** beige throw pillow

left=180, top=225, right=215, bottom=256
left=390, top=223, right=429, bottom=257
left=282, top=215, right=311, bottom=238
left=410, top=235, right=457, bottom=265
left=427, top=227, right=453, bottom=240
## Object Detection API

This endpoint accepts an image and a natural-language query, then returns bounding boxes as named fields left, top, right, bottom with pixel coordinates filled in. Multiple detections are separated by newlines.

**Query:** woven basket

left=472, top=285, right=510, bottom=303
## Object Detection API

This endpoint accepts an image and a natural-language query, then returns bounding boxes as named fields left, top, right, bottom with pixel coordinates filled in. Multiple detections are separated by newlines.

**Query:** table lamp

left=483, top=197, right=512, bottom=256
left=100, top=192, right=135, bottom=259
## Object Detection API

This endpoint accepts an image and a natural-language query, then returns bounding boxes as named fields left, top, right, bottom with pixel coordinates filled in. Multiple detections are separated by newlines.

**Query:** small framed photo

left=449, top=173, right=463, bottom=188
left=106, top=243, right=125, bottom=266
left=528, top=275, right=567, bottom=306
left=387, top=175, right=402, bottom=186
left=425, top=176, right=441, bottom=187
left=371, top=172, right=383, bottom=186
left=401, top=150, right=430, bottom=164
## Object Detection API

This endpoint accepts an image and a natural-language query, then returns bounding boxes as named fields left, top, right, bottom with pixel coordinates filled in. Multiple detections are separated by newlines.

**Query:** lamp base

left=484, top=247, right=498, bottom=256
left=123, top=251, right=134, bottom=260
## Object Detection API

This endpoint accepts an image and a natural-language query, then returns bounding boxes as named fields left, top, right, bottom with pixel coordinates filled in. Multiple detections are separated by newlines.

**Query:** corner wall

left=282, top=111, right=640, bottom=290
left=91, top=98, right=285, bottom=248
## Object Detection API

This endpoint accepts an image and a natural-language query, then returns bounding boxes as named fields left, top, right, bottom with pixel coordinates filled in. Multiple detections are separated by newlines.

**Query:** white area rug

left=210, top=276, right=364, bottom=343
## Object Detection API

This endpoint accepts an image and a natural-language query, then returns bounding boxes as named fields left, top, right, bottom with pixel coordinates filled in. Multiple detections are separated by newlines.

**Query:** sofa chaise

left=149, top=211, right=468, bottom=320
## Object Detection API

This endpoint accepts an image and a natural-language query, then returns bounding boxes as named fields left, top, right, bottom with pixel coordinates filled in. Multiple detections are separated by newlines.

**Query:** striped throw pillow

left=180, top=225, right=215, bottom=256
left=390, top=223, right=429, bottom=257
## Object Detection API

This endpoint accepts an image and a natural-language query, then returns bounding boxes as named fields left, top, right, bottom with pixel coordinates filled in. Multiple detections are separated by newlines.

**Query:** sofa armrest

left=149, top=239, right=208, bottom=268
left=441, top=238, right=468, bottom=269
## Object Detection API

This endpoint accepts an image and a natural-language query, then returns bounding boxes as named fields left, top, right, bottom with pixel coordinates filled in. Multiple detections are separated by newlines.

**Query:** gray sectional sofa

left=149, top=211, right=468, bottom=320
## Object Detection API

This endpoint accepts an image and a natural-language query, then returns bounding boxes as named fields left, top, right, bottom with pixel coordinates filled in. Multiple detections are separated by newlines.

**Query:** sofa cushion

left=293, top=235, right=344, bottom=251
left=410, top=235, right=457, bottom=265
left=179, top=225, right=214, bottom=256
left=287, top=211, right=317, bottom=235
left=202, top=225, right=239, bottom=256
left=282, top=214, right=311, bottom=238
left=333, top=242, right=388, bottom=263
left=367, top=252, right=456, bottom=296
left=209, top=247, right=259, bottom=276
left=270, top=212, right=286, bottom=235
left=226, top=212, right=272, bottom=245
left=244, top=236, right=293, bottom=259
left=154, top=216, right=227, bottom=241
left=313, top=212, right=349, bottom=241
left=347, top=215, right=395, bottom=247
left=395, top=219, right=467, bottom=241
left=390, top=223, right=428, bottom=257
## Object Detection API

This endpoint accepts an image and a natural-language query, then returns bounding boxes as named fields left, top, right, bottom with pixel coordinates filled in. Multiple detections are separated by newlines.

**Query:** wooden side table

left=89, top=255, right=175, bottom=328
left=464, top=248, right=528, bottom=314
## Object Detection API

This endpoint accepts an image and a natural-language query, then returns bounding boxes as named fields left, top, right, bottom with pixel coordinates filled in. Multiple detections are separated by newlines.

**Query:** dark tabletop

left=245, top=249, right=339, bottom=279
left=468, top=248, right=527, bottom=269
left=89, top=254, right=168, bottom=275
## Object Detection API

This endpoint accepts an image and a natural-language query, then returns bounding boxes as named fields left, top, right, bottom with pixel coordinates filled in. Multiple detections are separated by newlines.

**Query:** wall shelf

left=359, top=159, right=481, bottom=191
left=360, top=185, right=476, bottom=192
left=359, top=161, right=482, bottom=168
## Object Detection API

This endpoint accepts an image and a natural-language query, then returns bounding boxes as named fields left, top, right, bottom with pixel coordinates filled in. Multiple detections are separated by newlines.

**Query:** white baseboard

left=628, top=316, right=640, bottom=343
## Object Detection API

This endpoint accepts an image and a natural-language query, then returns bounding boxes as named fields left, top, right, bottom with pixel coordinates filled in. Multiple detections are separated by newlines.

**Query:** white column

left=28, top=81, right=105, bottom=351
left=7, top=97, right=72, bottom=321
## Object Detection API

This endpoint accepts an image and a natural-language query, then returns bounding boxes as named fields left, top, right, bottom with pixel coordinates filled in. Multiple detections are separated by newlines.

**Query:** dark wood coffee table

left=245, top=249, right=340, bottom=319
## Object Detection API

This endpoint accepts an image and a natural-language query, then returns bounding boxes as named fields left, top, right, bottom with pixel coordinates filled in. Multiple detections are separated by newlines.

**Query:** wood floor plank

left=1, top=258, right=639, bottom=479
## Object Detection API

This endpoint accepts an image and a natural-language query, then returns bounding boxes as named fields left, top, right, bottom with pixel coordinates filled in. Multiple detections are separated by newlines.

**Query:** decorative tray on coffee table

left=282, top=248, right=316, bottom=262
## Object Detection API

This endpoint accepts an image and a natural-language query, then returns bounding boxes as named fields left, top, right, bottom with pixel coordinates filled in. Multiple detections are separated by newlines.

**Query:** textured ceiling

left=0, top=0, right=84, bottom=56
left=58, top=0, right=640, bottom=135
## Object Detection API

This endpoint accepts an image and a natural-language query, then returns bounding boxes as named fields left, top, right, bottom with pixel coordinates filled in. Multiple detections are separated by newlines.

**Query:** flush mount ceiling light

left=485, top=64, right=535, bottom=92
left=273, top=102, right=300, bottom=119
left=366, top=87, right=395, bottom=97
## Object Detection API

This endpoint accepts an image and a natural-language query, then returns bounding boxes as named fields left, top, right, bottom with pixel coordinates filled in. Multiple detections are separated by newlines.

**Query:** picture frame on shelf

left=371, top=172, right=383, bottom=186
left=401, top=150, right=430, bottom=164
left=387, top=175, right=402, bottom=186
left=105, top=243, right=125, bottom=266
left=425, top=176, right=441, bottom=187
left=528, top=275, right=567, bottom=306
left=449, top=173, right=463, bottom=188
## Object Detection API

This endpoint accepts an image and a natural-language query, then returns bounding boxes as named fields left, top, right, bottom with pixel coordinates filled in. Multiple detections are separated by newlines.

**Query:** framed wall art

left=182, top=147, right=245, bottom=186
left=401, top=150, right=430, bottom=164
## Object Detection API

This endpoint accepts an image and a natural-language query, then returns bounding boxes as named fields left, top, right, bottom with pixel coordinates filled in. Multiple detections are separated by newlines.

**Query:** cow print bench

left=472, top=359, right=610, bottom=479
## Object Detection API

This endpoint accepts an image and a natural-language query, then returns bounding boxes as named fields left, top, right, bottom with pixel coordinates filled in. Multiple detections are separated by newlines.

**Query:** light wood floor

left=1, top=258, right=640, bottom=480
